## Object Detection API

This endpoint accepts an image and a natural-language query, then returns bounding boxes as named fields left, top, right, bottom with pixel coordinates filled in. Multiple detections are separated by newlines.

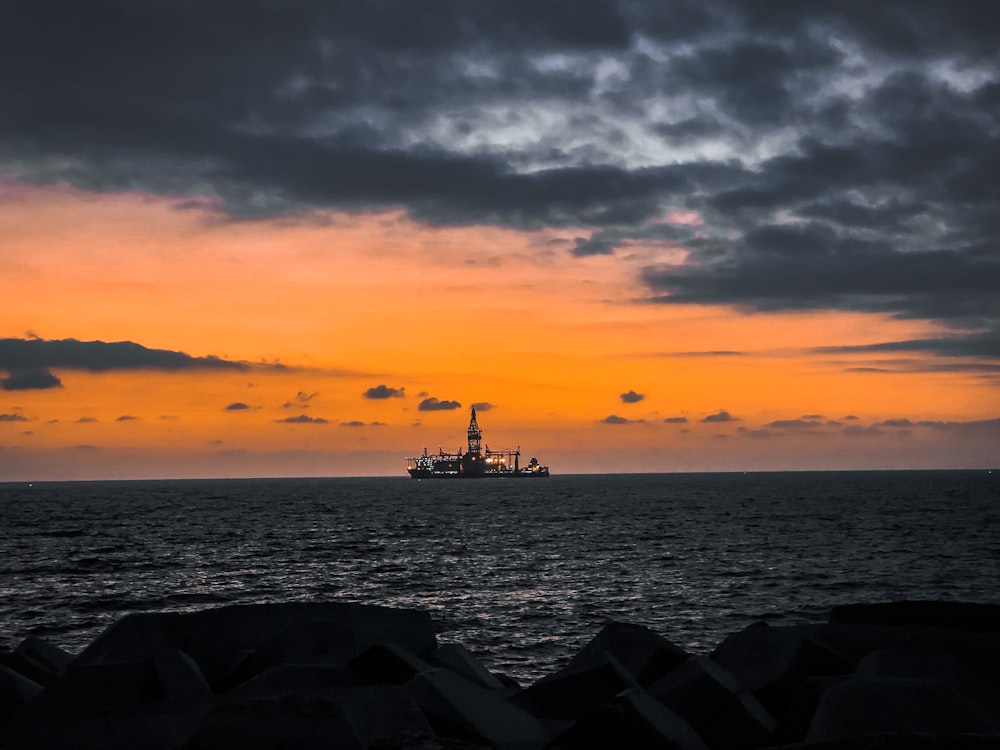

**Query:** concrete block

left=510, top=652, right=639, bottom=721
left=73, top=602, right=437, bottom=690
left=228, top=666, right=434, bottom=746
left=183, top=696, right=364, bottom=749
left=648, top=655, right=776, bottom=748
left=807, top=675, right=988, bottom=742
left=553, top=688, right=710, bottom=750
left=429, top=642, right=506, bottom=690
left=350, top=642, right=435, bottom=685
left=226, top=618, right=357, bottom=688
left=562, top=622, right=689, bottom=686
left=152, top=647, right=213, bottom=712
left=408, top=668, right=548, bottom=750
left=0, top=663, right=42, bottom=718
left=11, top=636, right=75, bottom=686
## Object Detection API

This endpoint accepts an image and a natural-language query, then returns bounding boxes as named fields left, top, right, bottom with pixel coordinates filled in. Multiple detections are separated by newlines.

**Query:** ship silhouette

left=405, top=406, right=550, bottom=478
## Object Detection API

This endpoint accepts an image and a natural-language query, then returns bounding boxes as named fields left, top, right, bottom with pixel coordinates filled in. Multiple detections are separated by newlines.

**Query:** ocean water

left=1, top=471, right=997, bottom=684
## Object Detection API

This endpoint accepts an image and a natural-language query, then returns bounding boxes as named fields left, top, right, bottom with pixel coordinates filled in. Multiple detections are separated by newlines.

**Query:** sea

left=1, top=471, right=997, bottom=684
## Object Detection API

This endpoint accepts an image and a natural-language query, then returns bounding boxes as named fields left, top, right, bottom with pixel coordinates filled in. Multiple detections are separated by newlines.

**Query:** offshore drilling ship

left=405, top=406, right=550, bottom=478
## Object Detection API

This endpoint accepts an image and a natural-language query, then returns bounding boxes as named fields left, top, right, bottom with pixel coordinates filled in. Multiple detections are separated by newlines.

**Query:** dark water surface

left=1, top=471, right=997, bottom=683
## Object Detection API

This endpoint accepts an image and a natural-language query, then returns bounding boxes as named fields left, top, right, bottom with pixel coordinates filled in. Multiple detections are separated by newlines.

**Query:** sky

left=1, top=0, right=998, bottom=480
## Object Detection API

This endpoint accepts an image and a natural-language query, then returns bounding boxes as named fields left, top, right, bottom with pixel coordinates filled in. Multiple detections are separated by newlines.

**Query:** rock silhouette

left=2, top=600, right=1000, bottom=749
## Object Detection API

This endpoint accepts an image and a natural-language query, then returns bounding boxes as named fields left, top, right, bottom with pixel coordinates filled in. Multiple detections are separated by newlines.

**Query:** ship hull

left=407, top=467, right=549, bottom=479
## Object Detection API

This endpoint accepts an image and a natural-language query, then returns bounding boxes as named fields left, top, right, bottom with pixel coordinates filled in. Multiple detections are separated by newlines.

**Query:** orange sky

left=1, top=182, right=997, bottom=480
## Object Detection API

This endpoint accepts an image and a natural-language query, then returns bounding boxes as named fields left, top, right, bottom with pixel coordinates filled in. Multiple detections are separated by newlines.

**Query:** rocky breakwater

left=2, top=600, right=1000, bottom=749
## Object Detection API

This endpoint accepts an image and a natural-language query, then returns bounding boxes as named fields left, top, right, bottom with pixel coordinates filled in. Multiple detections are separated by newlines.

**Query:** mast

left=466, top=406, right=482, bottom=456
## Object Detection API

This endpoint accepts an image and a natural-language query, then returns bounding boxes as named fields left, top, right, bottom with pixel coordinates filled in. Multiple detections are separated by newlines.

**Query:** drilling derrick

left=467, top=406, right=483, bottom=456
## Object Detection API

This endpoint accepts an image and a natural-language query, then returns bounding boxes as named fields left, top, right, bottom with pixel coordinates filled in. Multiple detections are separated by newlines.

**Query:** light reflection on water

left=0, top=471, right=997, bottom=683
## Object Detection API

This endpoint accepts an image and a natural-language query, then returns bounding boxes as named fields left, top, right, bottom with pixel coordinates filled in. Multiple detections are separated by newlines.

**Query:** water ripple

left=0, top=471, right=997, bottom=683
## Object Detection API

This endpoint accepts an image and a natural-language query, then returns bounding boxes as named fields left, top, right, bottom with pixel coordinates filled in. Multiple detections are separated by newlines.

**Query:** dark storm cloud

left=0, top=337, right=249, bottom=373
left=1, top=368, right=63, bottom=391
left=619, top=390, right=645, bottom=404
left=418, top=397, right=462, bottom=412
left=363, top=385, right=405, bottom=399
left=3, top=1, right=998, bottom=339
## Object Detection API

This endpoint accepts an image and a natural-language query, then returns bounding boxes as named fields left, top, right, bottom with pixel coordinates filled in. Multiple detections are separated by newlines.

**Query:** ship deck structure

left=405, top=407, right=549, bottom=478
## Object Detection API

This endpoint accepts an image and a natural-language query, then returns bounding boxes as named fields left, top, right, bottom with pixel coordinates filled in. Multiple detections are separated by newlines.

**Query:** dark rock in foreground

left=3, top=600, right=1000, bottom=749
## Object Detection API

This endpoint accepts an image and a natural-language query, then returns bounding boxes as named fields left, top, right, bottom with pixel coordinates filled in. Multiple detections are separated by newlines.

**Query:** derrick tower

left=466, top=406, right=482, bottom=456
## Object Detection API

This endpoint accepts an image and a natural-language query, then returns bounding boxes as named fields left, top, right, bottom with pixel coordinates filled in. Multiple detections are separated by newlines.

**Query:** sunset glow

left=2, top=3, right=997, bottom=479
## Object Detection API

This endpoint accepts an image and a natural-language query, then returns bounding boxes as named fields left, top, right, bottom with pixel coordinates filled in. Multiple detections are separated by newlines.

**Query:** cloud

left=767, top=418, right=823, bottom=429
left=0, top=337, right=250, bottom=374
left=2, top=2, right=998, bottom=345
left=663, top=416, right=688, bottom=424
left=702, top=410, right=738, bottom=423
left=341, top=420, right=385, bottom=427
left=878, top=418, right=914, bottom=427
left=116, top=415, right=138, bottom=422
left=0, top=368, right=63, bottom=391
left=914, top=417, right=1000, bottom=435
left=0, top=413, right=29, bottom=422
left=471, top=402, right=495, bottom=411
left=225, top=402, right=251, bottom=411
left=601, top=414, right=645, bottom=425
left=619, top=390, right=645, bottom=404
left=657, top=351, right=746, bottom=358
left=814, top=330, right=1000, bottom=361
left=76, top=416, right=97, bottom=423
left=363, top=384, right=405, bottom=399
left=276, top=414, right=329, bottom=424
left=418, top=397, right=462, bottom=412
